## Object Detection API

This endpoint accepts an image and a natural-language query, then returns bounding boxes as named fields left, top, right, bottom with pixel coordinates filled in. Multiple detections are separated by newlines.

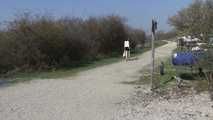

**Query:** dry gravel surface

left=0, top=41, right=212, bottom=120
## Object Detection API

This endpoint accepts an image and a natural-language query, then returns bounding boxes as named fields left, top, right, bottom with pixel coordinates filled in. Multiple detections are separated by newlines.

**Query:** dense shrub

left=0, top=13, right=146, bottom=74
left=127, top=28, right=146, bottom=48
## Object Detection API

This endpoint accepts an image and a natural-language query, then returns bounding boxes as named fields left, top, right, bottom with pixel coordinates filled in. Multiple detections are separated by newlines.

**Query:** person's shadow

left=127, top=57, right=139, bottom=61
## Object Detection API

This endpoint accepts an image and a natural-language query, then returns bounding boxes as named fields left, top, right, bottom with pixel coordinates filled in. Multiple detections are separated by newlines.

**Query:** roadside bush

left=128, top=28, right=146, bottom=48
left=0, top=13, right=146, bottom=74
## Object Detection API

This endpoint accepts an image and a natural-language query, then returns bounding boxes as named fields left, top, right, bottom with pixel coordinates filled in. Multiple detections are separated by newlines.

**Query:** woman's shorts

left=125, top=47, right=130, bottom=51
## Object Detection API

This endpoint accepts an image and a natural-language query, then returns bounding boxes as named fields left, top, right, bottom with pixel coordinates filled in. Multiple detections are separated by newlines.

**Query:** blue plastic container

left=172, top=52, right=198, bottom=66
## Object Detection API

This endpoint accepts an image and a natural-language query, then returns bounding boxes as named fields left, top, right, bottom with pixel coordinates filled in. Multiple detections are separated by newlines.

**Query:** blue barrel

left=172, top=52, right=198, bottom=66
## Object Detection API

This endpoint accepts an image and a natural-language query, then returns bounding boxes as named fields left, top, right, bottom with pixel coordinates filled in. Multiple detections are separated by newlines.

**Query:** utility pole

left=151, top=19, right=157, bottom=90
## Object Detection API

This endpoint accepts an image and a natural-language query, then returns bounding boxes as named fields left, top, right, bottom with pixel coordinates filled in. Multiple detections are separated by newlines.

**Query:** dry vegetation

left=0, top=13, right=146, bottom=75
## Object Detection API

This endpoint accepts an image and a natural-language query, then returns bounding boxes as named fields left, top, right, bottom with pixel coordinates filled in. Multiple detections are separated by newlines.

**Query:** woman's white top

left=124, top=41, right=130, bottom=47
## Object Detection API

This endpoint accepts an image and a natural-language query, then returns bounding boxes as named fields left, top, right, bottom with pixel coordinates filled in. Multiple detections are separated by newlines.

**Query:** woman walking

left=123, top=39, right=130, bottom=61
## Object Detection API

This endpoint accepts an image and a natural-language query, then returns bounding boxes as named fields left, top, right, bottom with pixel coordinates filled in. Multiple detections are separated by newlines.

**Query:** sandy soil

left=0, top=41, right=212, bottom=120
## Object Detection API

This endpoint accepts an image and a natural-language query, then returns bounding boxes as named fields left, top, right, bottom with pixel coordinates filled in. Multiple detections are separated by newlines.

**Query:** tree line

left=0, top=13, right=146, bottom=74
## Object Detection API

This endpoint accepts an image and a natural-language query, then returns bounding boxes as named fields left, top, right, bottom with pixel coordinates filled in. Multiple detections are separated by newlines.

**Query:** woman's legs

left=128, top=50, right=130, bottom=58
left=124, top=47, right=130, bottom=61
left=125, top=50, right=128, bottom=60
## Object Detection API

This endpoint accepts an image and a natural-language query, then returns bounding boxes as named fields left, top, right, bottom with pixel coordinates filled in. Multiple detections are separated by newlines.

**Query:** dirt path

left=1, top=41, right=207, bottom=120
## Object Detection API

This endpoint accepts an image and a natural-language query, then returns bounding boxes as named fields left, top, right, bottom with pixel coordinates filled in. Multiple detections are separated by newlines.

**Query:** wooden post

left=151, top=19, right=157, bottom=90
left=151, top=31, right=155, bottom=90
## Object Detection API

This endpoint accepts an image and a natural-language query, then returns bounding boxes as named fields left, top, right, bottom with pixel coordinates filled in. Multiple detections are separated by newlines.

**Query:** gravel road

left=1, top=41, right=212, bottom=120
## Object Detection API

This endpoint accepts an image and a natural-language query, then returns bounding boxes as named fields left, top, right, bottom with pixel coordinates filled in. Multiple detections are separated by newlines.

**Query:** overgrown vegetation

left=0, top=13, right=146, bottom=76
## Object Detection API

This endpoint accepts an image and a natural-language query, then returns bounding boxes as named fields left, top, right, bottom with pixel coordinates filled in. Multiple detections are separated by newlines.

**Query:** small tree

left=169, top=0, right=213, bottom=40
left=198, top=47, right=213, bottom=100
